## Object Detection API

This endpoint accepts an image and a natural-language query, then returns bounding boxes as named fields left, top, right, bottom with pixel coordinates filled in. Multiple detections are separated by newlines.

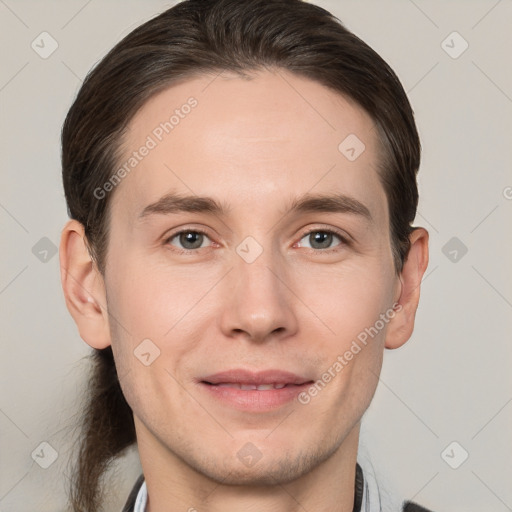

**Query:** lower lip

left=199, top=382, right=312, bottom=412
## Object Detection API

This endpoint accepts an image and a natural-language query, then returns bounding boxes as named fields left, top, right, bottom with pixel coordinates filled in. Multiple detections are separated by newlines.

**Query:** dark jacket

left=122, top=464, right=435, bottom=511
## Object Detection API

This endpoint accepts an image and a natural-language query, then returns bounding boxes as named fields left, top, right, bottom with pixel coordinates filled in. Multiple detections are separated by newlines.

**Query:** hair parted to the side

left=61, top=0, right=421, bottom=510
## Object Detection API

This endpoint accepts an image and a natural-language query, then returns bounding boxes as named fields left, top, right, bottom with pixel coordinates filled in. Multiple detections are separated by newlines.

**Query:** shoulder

left=403, top=500, right=436, bottom=512
left=356, top=462, right=437, bottom=512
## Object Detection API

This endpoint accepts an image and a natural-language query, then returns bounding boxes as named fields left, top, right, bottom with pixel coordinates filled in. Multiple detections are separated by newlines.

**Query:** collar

left=123, top=463, right=376, bottom=512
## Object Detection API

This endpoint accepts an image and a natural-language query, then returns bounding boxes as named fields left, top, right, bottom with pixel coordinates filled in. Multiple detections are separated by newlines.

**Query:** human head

left=62, top=0, right=420, bottom=276
left=59, top=1, right=427, bottom=511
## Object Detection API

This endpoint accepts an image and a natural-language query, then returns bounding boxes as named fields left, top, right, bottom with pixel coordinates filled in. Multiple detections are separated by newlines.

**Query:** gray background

left=1, top=0, right=511, bottom=510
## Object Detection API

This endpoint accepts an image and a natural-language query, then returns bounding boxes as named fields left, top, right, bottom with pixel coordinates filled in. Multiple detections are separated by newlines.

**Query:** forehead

left=112, top=69, right=387, bottom=223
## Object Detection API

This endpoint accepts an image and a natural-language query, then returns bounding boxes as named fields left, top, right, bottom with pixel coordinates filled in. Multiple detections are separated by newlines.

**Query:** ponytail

left=68, top=348, right=135, bottom=511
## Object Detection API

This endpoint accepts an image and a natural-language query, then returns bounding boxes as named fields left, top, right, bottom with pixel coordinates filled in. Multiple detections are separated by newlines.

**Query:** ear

left=59, top=219, right=111, bottom=349
left=385, top=227, right=429, bottom=349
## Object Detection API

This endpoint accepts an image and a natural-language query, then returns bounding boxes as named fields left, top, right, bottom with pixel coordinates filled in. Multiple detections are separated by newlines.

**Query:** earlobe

left=59, top=219, right=111, bottom=349
left=385, top=228, right=429, bottom=349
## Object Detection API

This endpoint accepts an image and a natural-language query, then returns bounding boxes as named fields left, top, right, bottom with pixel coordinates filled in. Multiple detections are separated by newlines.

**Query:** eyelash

left=296, top=227, right=351, bottom=252
left=164, top=226, right=350, bottom=255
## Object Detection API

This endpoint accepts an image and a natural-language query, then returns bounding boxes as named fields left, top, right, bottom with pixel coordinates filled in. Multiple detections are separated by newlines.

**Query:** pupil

left=311, top=231, right=331, bottom=249
left=180, top=232, right=203, bottom=249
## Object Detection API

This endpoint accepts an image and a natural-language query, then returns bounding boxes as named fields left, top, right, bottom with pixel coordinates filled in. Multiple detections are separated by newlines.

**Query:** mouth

left=200, top=368, right=312, bottom=387
left=203, top=382, right=301, bottom=390
left=198, top=369, right=314, bottom=411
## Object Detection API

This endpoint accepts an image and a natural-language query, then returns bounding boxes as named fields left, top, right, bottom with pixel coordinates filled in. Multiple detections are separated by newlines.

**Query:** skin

left=60, top=69, right=429, bottom=512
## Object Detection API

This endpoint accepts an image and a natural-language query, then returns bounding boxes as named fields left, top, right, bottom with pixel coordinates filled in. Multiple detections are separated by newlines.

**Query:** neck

left=135, top=418, right=360, bottom=512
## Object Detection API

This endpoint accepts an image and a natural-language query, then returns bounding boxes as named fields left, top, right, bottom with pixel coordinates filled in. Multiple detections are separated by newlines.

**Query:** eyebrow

left=138, top=191, right=372, bottom=222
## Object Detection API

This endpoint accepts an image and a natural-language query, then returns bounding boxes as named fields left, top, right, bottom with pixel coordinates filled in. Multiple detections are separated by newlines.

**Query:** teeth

left=254, top=384, right=275, bottom=390
left=214, top=383, right=288, bottom=390
left=240, top=384, right=258, bottom=390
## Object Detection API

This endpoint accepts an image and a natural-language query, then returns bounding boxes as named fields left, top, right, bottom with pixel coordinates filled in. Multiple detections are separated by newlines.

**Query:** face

left=101, top=69, right=401, bottom=485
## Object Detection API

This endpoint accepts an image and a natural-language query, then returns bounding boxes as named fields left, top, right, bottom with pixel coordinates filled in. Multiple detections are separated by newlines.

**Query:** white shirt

left=133, top=480, right=147, bottom=512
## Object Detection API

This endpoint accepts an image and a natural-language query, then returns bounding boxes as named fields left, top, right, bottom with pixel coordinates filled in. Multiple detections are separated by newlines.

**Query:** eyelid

left=163, top=226, right=216, bottom=253
left=163, top=224, right=352, bottom=253
left=295, top=225, right=352, bottom=250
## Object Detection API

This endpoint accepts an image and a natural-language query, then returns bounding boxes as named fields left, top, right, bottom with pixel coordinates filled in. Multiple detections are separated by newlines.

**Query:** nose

left=219, top=245, right=298, bottom=344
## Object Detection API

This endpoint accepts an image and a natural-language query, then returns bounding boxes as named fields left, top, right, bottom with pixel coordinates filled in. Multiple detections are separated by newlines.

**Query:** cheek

left=104, top=264, right=194, bottom=431
left=106, top=254, right=209, bottom=342
left=305, top=259, right=396, bottom=345
left=104, top=255, right=222, bottom=402
left=299, top=260, right=395, bottom=403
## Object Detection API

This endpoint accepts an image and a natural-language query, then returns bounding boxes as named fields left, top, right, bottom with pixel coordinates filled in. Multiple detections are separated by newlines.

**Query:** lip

left=198, top=369, right=314, bottom=412
left=200, top=369, right=311, bottom=386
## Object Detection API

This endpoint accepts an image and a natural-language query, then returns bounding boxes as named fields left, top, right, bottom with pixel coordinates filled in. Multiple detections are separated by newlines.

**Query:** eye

left=164, top=227, right=348, bottom=253
left=165, top=229, right=212, bottom=251
left=296, top=229, right=347, bottom=251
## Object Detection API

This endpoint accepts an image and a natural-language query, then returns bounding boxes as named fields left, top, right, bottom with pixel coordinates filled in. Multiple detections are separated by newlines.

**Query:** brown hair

left=61, top=0, right=421, bottom=509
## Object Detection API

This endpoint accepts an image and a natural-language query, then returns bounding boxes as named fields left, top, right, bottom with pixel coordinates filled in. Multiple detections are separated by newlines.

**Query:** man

left=59, top=0, right=431, bottom=510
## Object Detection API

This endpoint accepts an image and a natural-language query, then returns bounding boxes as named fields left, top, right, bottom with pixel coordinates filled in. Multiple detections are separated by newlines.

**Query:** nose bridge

left=237, top=247, right=280, bottom=301
left=220, top=239, right=297, bottom=342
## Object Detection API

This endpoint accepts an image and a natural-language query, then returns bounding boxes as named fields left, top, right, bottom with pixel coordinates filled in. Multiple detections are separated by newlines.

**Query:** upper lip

left=200, top=369, right=312, bottom=386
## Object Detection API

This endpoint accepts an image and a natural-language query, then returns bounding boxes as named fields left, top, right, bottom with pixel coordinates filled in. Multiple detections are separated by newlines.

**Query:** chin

left=188, top=445, right=335, bottom=487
